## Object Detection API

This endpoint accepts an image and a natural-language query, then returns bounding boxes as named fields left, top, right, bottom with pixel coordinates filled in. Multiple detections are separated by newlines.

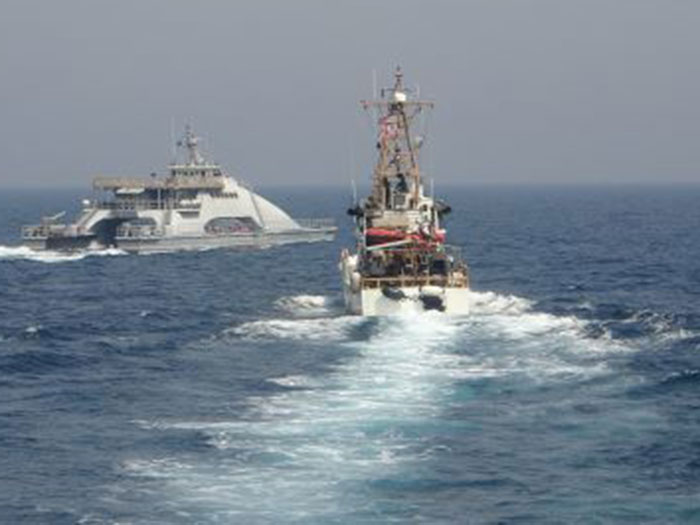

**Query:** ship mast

left=361, top=67, right=434, bottom=211
left=176, top=124, right=205, bottom=166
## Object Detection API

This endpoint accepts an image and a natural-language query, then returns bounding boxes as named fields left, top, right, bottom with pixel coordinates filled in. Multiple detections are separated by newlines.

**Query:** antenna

left=169, top=117, right=177, bottom=164
left=348, top=131, right=357, bottom=202
left=205, top=133, right=213, bottom=164
left=372, top=68, right=377, bottom=100
left=372, top=68, right=379, bottom=121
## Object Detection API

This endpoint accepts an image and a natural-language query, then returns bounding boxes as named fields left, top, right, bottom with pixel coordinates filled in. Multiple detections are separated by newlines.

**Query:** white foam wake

left=236, top=290, right=625, bottom=364
left=129, top=312, right=466, bottom=520
left=227, top=315, right=363, bottom=342
left=0, top=245, right=126, bottom=263
left=127, top=290, right=633, bottom=521
left=274, top=294, right=344, bottom=317
left=466, top=290, right=534, bottom=316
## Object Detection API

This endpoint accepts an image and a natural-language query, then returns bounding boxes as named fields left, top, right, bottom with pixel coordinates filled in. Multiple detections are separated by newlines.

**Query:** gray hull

left=115, top=228, right=336, bottom=253
left=24, top=228, right=335, bottom=254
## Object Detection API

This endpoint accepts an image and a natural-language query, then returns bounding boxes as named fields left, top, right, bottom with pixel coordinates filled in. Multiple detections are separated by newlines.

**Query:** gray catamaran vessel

left=23, top=126, right=336, bottom=253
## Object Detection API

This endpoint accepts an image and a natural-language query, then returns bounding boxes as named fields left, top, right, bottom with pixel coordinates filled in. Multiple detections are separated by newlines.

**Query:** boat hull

left=24, top=228, right=336, bottom=254
left=339, top=251, right=469, bottom=316
left=342, top=284, right=470, bottom=316
left=116, top=228, right=336, bottom=253
left=22, top=235, right=98, bottom=252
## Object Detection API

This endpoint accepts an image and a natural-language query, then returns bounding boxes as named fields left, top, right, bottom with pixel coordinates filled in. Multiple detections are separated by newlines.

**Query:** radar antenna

left=176, top=124, right=205, bottom=166
left=360, top=66, right=434, bottom=211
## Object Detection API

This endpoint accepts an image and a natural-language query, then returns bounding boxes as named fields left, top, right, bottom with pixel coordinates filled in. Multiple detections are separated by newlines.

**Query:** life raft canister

left=365, top=227, right=446, bottom=246
left=365, top=228, right=407, bottom=246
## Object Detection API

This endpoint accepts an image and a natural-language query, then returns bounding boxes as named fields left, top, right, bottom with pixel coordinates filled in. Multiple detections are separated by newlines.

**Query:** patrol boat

left=339, top=68, right=470, bottom=315
left=22, top=126, right=336, bottom=253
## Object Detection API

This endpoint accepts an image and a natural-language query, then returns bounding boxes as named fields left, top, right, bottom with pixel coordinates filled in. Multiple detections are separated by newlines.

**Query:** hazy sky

left=1, top=0, right=699, bottom=188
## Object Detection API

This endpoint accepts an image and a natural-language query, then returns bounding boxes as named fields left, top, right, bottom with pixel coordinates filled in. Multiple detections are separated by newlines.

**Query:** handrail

left=293, top=218, right=337, bottom=229
left=115, top=224, right=165, bottom=238
left=93, top=176, right=224, bottom=191
left=21, top=224, right=89, bottom=239
left=89, top=200, right=201, bottom=211
left=361, top=273, right=469, bottom=289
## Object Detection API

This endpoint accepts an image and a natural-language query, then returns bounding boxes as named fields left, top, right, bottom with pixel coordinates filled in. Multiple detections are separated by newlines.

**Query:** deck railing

left=358, top=243, right=470, bottom=289
left=21, top=224, right=86, bottom=239
left=93, top=176, right=224, bottom=191
left=293, top=218, right=337, bottom=230
left=361, top=273, right=469, bottom=289
left=115, top=224, right=165, bottom=239
left=88, top=200, right=201, bottom=211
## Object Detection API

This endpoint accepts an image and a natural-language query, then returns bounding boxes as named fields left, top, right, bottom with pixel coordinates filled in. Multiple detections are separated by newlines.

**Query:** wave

left=588, top=306, right=700, bottom=346
left=23, top=325, right=43, bottom=337
left=125, top=290, right=639, bottom=522
left=629, top=310, right=697, bottom=343
left=127, top=312, right=467, bottom=519
left=274, top=294, right=344, bottom=317
left=238, top=290, right=626, bottom=356
left=226, top=315, right=365, bottom=342
left=0, top=245, right=126, bottom=263
left=660, top=368, right=700, bottom=387
left=221, top=291, right=633, bottom=398
left=466, top=290, right=534, bottom=316
left=267, top=375, right=319, bottom=388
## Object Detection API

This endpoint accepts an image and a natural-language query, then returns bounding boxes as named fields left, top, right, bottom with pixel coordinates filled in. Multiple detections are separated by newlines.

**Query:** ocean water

left=0, top=185, right=699, bottom=524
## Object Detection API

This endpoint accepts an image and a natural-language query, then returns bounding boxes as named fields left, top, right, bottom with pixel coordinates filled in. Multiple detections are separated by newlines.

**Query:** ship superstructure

left=22, top=126, right=336, bottom=253
left=339, top=68, right=470, bottom=315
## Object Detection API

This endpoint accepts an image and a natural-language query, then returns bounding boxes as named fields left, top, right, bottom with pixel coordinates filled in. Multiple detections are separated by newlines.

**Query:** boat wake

left=274, top=294, right=345, bottom=317
left=120, top=290, right=636, bottom=523
left=227, top=315, right=363, bottom=342
left=0, top=245, right=126, bottom=263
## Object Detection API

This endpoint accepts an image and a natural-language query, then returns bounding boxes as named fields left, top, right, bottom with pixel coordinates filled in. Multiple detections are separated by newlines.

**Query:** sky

left=1, top=0, right=699, bottom=188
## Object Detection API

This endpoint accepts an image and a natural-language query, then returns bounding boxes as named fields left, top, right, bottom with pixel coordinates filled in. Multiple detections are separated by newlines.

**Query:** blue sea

left=1, top=185, right=699, bottom=524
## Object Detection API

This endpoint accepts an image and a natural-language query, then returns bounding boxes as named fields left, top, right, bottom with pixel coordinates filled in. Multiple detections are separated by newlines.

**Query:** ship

left=22, top=126, right=336, bottom=253
left=339, top=68, right=470, bottom=315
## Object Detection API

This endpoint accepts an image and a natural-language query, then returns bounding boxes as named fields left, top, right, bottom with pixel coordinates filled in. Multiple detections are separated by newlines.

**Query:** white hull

left=342, top=284, right=470, bottom=316
left=340, top=253, right=469, bottom=316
